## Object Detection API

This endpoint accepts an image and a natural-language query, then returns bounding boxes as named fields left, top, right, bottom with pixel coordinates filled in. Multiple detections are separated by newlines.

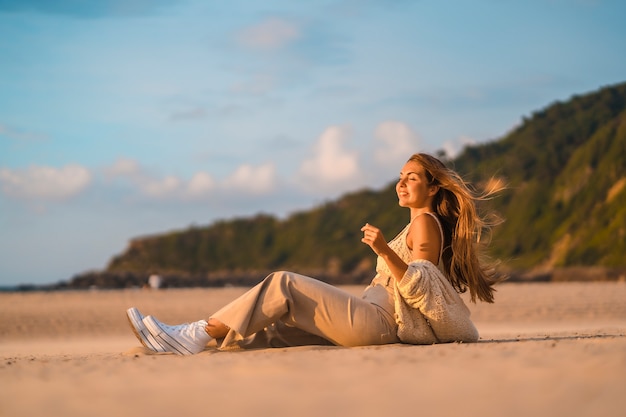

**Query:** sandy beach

left=1, top=281, right=625, bottom=417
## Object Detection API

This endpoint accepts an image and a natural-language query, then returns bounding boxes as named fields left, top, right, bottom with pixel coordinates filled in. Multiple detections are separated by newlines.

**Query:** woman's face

left=396, top=160, right=437, bottom=209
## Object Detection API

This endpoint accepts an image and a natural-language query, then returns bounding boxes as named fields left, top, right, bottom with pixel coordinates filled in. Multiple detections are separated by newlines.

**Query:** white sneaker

left=144, top=316, right=211, bottom=355
left=126, top=307, right=167, bottom=352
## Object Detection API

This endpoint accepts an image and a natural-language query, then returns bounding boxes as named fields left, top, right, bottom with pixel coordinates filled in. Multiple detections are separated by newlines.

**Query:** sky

left=1, top=0, right=625, bottom=287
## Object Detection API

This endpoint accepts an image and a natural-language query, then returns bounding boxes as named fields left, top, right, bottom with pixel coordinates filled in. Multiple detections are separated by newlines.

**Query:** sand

left=1, top=282, right=625, bottom=417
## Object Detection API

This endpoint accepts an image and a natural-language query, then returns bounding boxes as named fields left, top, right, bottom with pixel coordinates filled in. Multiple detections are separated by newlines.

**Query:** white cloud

left=141, top=175, right=181, bottom=198
left=223, top=163, right=276, bottom=194
left=0, top=164, right=91, bottom=200
left=298, top=126, right=360, bottom=191
left=103, top=158, right=182, bottom=198
left=102, top=158, right=274, bottom=199
left=186, top=172, right=215, bottom=197
left=442, top=135, right=477, bottom=158
left=373, top=121, right=420, bottom=168
left=237, top=17, right=300, bottom=50
left=104, top=158, right=140, bottom=178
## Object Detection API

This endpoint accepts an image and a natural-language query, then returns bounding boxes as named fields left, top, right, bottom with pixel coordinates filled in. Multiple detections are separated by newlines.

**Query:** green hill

left=453, top=82, right=626, bottom=270
left=66, top=82, right=626, bottom=288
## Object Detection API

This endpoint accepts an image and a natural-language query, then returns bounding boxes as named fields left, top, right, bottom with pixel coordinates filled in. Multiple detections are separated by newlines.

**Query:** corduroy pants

left=211, top=271, right=399, bottom=350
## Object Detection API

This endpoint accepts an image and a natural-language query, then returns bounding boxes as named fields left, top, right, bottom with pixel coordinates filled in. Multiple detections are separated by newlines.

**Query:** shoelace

left=159, top=322, right=191, bottom=332
left=151, top=318, right=207, bottom=339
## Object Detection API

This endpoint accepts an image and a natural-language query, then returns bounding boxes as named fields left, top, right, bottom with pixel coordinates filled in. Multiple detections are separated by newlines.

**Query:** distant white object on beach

left=148, top=274, right=162, bottom=289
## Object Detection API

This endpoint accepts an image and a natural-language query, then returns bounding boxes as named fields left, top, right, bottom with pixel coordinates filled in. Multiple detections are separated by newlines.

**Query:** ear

left=428, top=185, right=440, bottom=197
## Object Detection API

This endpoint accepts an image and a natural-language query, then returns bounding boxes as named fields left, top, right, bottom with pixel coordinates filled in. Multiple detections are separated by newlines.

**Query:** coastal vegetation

left=63, top=82, right=626, bottom=289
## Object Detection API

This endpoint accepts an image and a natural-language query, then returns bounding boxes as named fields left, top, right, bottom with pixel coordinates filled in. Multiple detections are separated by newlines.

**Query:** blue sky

left=1, top=0, right=625, bottom=286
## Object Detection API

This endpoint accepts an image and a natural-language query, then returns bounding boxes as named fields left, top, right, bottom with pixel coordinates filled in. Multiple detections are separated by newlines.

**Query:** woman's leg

left=210, top=271, right=398, bottom=350
left=231, top=322, right=335, bottom=349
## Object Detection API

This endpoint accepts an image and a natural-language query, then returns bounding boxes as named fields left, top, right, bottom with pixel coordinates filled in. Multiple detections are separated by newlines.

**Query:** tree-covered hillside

left=453, top=82, right=626, bottom=269
left=66, top=82, right=626, bottom=288
left=105, top=185, right=407, bottom=284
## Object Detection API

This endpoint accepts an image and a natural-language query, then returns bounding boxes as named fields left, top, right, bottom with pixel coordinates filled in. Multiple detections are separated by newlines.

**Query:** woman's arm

left=407, top=214, right=441, bottom=267
left=361, top=223, right=408, bottom=282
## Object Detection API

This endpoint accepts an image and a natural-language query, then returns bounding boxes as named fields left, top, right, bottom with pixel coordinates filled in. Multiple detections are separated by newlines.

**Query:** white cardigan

left=393, top=259, right=479, bottom=344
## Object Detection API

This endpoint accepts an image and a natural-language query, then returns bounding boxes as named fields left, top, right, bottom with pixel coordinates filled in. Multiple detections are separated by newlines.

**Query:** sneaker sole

left=143, top=316, right=199, bottom=355
left=125, top=308, right=167, bottom=353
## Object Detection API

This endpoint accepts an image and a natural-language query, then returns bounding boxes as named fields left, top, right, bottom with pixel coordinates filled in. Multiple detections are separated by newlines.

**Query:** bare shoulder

left=411, top=213, right=440, bottom=234
left=407, top=213, right=442, bottom=263
left=407, top=213, right=441, bottom=247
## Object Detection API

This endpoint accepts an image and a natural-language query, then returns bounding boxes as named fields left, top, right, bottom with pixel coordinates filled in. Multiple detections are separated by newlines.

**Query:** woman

left=126, top=153, right=503, bottom=354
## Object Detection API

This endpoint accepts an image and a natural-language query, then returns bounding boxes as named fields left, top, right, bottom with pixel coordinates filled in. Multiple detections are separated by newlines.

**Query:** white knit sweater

left=393, top=259, right=479, bottom=344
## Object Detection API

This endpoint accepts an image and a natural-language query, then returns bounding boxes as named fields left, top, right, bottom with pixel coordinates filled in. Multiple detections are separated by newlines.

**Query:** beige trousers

left=211, top=271, right=399, bottom=350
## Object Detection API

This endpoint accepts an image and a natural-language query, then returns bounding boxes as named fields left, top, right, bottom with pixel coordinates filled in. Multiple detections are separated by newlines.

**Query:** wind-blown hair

left=408, top=153, right=505, bottom=303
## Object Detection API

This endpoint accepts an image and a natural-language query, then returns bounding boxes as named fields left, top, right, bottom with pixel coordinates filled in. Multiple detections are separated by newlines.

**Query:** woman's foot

left=143, top=316, right=212, bottom=355
left=206, top=318, right=230, bottom=338
left=126, top=307, right=167, bottom=352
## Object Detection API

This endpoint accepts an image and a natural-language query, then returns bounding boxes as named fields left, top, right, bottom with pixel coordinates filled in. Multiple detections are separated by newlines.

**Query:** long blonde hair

left=409, top=153, right=505, bottom=303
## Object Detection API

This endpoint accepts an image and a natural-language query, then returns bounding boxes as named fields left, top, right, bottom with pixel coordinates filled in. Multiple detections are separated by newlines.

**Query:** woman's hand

left=362, top=222, right=410, bottom=282
left=360, top=223, right=389, bottom=256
